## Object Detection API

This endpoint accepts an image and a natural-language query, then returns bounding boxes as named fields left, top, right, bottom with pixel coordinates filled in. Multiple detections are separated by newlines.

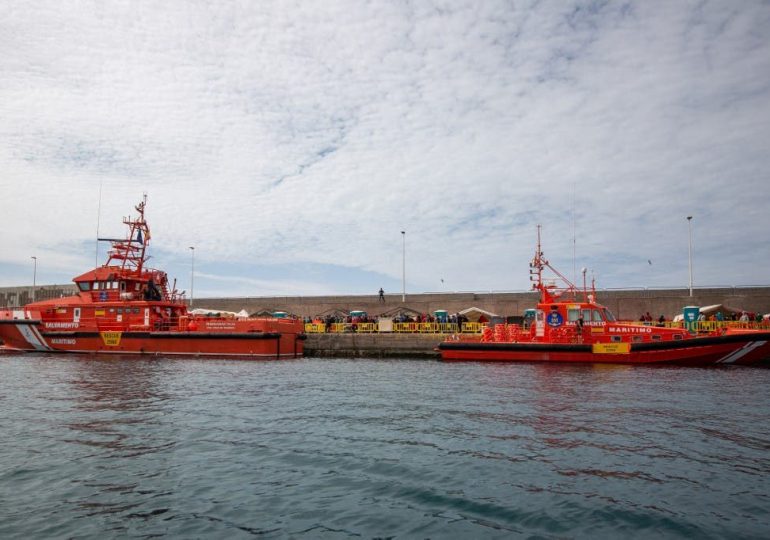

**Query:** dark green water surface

left=1, top=354, right=768, bottom=539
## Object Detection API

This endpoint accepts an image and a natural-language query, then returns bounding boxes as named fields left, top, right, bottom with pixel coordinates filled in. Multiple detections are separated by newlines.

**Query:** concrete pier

left=305, top=333, right=442, bottom=359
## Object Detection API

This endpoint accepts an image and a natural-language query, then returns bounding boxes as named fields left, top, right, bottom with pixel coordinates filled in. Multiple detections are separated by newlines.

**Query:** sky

left=1, top=1, right=770, bottom=298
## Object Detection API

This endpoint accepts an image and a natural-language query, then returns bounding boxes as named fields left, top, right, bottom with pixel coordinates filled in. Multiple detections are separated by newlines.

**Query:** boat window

left=567, top=308, right=580, bottom=322
left=632, top=336, right=642, bottom=343
left=592, top=310, right=604, bottom=322
left=602, top=308, right=616, bottom=322
left=582, top=309, right=592, bottom=321
left=78, top=282, right=90, bottom=292
left=135, top=283, right=141, bottom=291
left=611, top=336, right=622, bottom=342
left=93, top=282, right=100, bottom=290
left=120, top=282, right=126, bottom=292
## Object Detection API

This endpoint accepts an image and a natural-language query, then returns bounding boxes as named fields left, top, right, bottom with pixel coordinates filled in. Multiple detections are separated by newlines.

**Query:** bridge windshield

left=602, top=308, right=616, bottom=322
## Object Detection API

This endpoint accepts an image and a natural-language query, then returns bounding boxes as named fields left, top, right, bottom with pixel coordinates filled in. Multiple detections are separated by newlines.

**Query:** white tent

left=458, top=306, right=499, bottom=322
left=190, top=308, right=238, bottom=318
left=672, top=304, right=746, bottom=322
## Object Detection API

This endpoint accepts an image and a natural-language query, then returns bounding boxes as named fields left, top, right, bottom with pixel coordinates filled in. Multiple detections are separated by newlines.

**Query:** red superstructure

left=439, top=227, right=770, bottom=366
left=0, top=197, right=305, bottom=358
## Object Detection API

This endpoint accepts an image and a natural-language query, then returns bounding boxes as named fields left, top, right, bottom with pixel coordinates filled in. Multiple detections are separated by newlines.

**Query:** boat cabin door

left=73, top=308, right=81, bottom=325
left=534, top=309, right=545, bottom=338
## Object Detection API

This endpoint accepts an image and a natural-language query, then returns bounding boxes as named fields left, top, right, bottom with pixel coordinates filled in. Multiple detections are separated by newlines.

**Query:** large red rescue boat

left=0, top=197, right=305, bottom=358
left=438, top=227, right=770, bottom=366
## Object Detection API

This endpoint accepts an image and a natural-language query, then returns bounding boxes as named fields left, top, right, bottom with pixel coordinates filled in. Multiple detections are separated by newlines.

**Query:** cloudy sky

left=1, top=1, right=769, bottom=298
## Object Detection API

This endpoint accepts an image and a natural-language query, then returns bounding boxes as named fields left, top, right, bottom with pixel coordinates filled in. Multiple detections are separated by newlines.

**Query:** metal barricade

left=304, top=323, right=326, bottom=333
left=461, top=322, right=484, bottom=333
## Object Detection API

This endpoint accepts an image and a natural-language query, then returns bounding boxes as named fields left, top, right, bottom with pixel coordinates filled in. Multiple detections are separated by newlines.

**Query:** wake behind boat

left=0, top=197, right=305, bottom=358
left=438, top=227, right=770, bottom=366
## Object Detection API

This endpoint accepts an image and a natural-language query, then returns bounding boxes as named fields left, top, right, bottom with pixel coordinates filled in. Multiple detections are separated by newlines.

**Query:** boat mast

left=530, top=225, right=581, bottom=302
left=98, top=195, right=151, bottom=275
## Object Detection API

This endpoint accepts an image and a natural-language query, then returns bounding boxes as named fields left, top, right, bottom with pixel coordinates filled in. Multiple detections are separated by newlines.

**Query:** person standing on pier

left=378, top=288, right=385, bottom=302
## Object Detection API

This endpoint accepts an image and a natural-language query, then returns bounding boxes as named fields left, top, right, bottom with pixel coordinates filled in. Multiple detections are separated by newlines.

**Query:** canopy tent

left=377, top=306, right=423, bottom=319
left=458, top=306, right=499, bottom=322
left=250, top=309, right=299, bottom=318
left=311, top=308, right=350, bottom=319
left=190, top=308, right=238, bottom=318
left=672, top=304, right=748, bottom=322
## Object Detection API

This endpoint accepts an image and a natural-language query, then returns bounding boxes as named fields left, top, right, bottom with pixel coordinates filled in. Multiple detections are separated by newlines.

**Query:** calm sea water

left=1, top=354, right=769, bottom=539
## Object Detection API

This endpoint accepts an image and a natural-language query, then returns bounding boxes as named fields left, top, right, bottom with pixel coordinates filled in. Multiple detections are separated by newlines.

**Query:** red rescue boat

left=0, top=197, right=305, bottom=358
left=438, top=227, right=770, bottom=366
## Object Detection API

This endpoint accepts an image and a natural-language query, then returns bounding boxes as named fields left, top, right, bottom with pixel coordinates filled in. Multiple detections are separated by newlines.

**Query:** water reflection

left=57, top=356, right=177, bottom=519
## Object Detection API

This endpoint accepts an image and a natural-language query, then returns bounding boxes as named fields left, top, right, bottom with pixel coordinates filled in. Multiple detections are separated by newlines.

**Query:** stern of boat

left=0, top=309, right=50, bottom=351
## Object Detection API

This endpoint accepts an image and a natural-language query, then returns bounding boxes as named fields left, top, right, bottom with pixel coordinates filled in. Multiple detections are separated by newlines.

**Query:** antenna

left=572, top=181, right=576, bottom=286
left=95, top=179, right=103, bottom=267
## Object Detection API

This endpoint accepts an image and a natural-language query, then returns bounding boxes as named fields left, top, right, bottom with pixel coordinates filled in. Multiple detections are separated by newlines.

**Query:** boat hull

left=438, top=333, right=770, bottom=366
left=0, top=320, right=305, bottom=358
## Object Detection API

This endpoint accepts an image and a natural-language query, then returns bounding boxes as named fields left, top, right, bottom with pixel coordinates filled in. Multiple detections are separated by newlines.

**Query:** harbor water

left=1, top=354, right=769, bottom=539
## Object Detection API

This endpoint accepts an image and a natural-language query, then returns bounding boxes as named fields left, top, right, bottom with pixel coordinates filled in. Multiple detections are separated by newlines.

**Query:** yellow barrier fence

left=628, top=320, right=769, bottom=332
left=302, top=322, right=469, bottom=334
left=461, top=322, right=484, bottom=333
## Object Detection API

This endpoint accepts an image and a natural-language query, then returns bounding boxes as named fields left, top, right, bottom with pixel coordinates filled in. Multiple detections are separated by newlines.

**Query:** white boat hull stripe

left=717, top=340, right=766, bottom=364
left=18, top=324, right=51, bottom=351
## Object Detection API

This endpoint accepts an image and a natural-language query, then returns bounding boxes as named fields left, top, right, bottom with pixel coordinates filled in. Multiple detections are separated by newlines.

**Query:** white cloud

left=1, top=1, right=769, bottom=296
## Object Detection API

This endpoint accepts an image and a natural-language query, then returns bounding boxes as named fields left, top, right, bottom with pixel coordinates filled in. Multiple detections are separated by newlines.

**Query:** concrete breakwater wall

left=2, top=285, right=770, bottom=320
left=177, top=288, right=770, bottom=320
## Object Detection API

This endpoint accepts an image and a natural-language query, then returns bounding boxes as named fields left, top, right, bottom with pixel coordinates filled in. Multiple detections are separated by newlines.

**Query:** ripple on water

left=0, top=356, right=769, bottom=538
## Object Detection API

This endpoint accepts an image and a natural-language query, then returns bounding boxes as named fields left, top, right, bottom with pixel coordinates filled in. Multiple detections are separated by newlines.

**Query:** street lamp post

left=687, top=216, right=693, bottom=296
left=401, top=231, right=406, bottom=302
left=188, top=246, right=195, bottom=308
left=31, top=256, right=37, bottom=303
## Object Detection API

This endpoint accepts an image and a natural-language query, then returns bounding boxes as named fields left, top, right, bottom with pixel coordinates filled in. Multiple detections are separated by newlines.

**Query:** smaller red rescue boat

left=438, top=227, right=770, bottom=366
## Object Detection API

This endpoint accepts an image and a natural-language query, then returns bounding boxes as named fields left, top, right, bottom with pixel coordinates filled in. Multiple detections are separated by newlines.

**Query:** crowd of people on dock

left=640, top=311, right=765, bottom=324
left=302, top=311, right=472, bottom=331
left=639, top=312, right=667, bottom=326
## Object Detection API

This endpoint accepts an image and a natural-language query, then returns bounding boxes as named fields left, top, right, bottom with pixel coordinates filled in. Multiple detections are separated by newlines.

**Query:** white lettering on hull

left=43, top=322, right=79, bottom=329
left=607, top=326, right=653, bottom=334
